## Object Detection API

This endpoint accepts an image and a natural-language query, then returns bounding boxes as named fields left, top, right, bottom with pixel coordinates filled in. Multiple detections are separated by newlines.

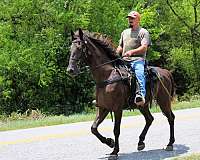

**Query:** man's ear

left=71, top=30, right=75, bottom=40
left=78, top=28, right=84, bottom=40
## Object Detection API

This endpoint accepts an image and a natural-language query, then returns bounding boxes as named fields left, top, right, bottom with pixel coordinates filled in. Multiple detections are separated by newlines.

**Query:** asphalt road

left=0, top=108, right=200, bottom=160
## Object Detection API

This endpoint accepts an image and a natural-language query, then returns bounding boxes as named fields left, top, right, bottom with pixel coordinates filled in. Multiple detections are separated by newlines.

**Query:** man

left=116, top=11, right=151, bottom=107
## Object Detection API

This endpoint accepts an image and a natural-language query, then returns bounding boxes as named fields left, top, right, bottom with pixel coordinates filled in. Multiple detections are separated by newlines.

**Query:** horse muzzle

left=67, top=65, right=80, bottom=76
left=67, top=67, right=74, bottom=74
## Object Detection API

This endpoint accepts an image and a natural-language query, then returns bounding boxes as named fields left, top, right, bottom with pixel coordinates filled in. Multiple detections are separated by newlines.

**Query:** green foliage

left=0, top=0, right=95, bottom=115
left=0, top=0, right=199, bottom=116
left=87, top=0, right=127, bottom=43
left=169, top=47, right=194, bottom=76
left=160, top=0, right=200, bottom=92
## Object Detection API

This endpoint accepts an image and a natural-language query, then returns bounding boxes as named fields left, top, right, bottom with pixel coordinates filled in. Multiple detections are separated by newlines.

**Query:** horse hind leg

left=158, top=100, right=175, bottom=151
left=138, top=106, right=154, bottom=151
left=165, top=110, right=175, bottom=151
left=156, top=69, right=175, bottom=151
left=91, top=107, right=114, bottom=148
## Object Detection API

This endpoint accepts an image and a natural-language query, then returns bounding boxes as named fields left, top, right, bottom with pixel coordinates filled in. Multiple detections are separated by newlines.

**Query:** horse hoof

left=106, top=138, right=115, bottom=148
left=165, top=145, right=173, bottom=151
left=137, top=143, right=145, bottom=151
left=108, top=154, right=118, bottom=160
left=110, top=149, right=119, bottom=156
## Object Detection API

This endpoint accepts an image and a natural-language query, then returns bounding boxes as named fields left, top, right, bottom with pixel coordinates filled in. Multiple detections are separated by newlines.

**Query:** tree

left=165, top=0, right=200, bottom=92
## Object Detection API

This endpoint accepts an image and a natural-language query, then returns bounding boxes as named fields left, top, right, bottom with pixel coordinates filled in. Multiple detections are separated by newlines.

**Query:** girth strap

left=96, top=76, right=129, bottom=88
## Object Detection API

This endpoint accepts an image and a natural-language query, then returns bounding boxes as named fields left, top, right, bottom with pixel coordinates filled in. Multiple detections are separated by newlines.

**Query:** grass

left=0, top=99, right=200, bottom=131
left=172, top=153, right=200, bottom=160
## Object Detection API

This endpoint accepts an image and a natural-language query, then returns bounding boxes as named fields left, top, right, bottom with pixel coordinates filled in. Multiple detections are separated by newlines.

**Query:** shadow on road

left=99, top=144, right=189, bottom=160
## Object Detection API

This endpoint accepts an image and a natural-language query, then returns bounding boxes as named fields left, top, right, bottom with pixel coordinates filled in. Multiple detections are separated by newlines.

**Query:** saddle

left=114, top=59, right=159, bottom=108
left=115, top=58, right=159, bottom=82
left=96, top=58, right=159, bottom=109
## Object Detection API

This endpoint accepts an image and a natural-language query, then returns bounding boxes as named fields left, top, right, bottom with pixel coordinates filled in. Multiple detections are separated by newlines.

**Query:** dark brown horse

left=67, top=29, right=175, bottom=156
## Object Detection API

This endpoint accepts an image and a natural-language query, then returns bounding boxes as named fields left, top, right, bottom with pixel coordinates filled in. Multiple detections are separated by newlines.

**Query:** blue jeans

left=129, top=59, right=146, bottom=98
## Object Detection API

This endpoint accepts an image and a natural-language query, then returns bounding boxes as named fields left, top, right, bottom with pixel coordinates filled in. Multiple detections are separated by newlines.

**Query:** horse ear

left=71, top=30, right=75, bottom=40
left=78, top=28, right=84, bottom=40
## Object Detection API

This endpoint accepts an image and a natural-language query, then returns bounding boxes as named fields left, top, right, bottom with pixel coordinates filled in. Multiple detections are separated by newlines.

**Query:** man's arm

left=116, top=46, right=123, bottom=55
left=124, top=44, right=148, bottom=57
left=116, top=31, right=124, bottom=56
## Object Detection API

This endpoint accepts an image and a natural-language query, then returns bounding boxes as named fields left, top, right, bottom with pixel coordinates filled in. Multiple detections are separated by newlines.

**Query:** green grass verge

left=172, top=153, right=200, bottom=160
left=0, top=100, right=200, bottom=131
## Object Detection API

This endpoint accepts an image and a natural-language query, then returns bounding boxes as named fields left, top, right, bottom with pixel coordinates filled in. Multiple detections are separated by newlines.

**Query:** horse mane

left=83, top=30, right=118, bottom=60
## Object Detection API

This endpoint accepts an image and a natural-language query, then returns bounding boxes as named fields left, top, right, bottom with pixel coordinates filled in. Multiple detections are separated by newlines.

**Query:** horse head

left=67, top=29, right=117, bottom=77
left=67, top=28, right=87, bottom=76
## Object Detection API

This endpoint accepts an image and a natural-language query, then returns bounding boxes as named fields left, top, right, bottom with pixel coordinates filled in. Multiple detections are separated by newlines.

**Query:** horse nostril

left=67, top=68, right=74, bottom=74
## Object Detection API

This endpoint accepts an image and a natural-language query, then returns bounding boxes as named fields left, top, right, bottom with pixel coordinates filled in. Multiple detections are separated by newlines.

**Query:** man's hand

left=124, top=44, right=148, bottom=57
left=124, top=50, right=133, bottom=57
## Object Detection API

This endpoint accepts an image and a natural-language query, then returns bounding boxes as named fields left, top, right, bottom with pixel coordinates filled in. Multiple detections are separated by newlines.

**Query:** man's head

left=126, top=11, right=141, bottom=28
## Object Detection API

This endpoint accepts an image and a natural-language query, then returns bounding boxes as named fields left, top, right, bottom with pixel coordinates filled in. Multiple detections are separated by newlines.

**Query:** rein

left=78, top=58, right=122, bottom=75
left=94, top=57, right=122, bottom=70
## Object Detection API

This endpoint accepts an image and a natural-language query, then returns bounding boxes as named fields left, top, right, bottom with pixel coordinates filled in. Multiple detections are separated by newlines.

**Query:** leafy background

left=0, top=0, right=199, bottom=115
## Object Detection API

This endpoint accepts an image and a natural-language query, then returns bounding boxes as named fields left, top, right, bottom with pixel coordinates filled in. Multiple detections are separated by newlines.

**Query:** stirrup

left=134, top=94, right=145, bottom=106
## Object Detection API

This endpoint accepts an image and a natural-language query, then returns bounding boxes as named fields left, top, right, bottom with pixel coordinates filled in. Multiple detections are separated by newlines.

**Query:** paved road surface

left=0, top=108, right=200, bottom=160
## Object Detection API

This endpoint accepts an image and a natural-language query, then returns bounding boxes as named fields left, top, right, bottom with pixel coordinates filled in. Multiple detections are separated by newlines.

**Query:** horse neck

left=87, top=42, right=114, bottom=82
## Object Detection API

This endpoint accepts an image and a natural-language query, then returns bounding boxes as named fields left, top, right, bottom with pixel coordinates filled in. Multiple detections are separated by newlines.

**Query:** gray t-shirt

left=119, top=27, right=150, bottom=61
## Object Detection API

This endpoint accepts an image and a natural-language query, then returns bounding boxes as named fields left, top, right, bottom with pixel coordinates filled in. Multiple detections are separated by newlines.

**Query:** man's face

left=128, top=16, right=139, bottom=28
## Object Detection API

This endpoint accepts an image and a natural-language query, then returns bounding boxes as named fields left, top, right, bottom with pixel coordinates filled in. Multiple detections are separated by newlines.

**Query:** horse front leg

left=110, top=110, right=122, bottom=156
left=138, top=106, right=154, bottom=151
left=91, top=107, right=114, bottom=148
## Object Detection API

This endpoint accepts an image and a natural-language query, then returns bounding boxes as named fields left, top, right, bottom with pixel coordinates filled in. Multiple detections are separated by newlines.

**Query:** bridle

left=71, top=37, right=122, bottom=74
left=70, top=38, right=90, bottom=74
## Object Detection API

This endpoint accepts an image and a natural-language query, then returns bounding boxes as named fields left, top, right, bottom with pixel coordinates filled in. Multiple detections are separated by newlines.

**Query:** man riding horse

left=116, top=11, right=151, bottom=107
left=67, top=11, right=175, bottom=156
